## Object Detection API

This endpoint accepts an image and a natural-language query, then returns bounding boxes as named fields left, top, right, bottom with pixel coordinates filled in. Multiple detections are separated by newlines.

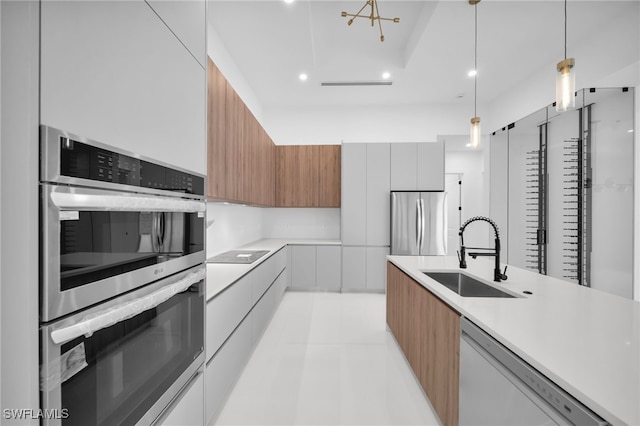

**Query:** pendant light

left=469, top=0, right=480, bottom=148
left=556, top=0, right=575, bottom=112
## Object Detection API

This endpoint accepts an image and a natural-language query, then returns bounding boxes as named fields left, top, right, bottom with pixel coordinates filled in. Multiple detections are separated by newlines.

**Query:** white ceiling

left=208, top=1, right=637, bottom=111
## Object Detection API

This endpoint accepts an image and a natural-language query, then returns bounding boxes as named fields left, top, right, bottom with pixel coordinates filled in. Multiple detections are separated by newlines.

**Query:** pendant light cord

left=474, top=3, right=478, bottom=118
left=564, top=0, right=567, bottom=60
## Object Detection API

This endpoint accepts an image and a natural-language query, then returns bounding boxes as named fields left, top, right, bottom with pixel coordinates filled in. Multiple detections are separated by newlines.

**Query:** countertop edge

left=205, top=239, right=341, bottom=301
left=386, top=255, right=637, bottom=426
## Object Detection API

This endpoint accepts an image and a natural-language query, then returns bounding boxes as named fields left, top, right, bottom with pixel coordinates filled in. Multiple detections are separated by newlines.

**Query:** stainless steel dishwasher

left=459, top=318, right=607, bottom=426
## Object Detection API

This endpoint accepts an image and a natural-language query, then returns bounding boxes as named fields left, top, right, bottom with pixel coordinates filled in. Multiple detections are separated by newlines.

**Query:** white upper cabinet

left=341, top=144, right=367, bottom=245
left=366, top=143, right=391, bottom=246
left=417, top=142, right=445, bottom=190
left=390, top=143, right=417, bottom=190
left=146, top=0, right=206, bottom=67
left=391, top=142, right=444, bottom=191
left=40, top=0, right=206, bottom=174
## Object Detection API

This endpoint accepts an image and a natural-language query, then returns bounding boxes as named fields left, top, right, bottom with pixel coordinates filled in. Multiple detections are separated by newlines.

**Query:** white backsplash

left=262, top=208, right=341, bottom=240
left=206, top=203, right=263, bottom=257
left=206, top=204, right=341, bottom=257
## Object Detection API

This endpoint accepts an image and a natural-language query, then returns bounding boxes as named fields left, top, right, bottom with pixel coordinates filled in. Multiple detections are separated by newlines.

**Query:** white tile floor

left=213, top=291, right=440, bottom=426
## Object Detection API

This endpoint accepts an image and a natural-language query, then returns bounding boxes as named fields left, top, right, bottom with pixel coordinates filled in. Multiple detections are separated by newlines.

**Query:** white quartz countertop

left=206, top=239, right=340, bottom=301
left=387, top=255, right=640, bottom=426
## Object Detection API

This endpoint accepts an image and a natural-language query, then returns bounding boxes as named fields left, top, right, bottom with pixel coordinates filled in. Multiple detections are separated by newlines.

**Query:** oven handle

left=50, top=191, right=206, bottom=213
left=50, top=267, right=205, bottom=345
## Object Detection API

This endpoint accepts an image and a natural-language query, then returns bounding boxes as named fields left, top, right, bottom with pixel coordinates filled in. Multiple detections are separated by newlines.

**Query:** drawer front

left=205, top=318, right=252, bottom=424
left=251, top=248, right=286, bottom=304
left=206, top=274, right=252, bottom=360
left=251, top=282, right=276, bottom=344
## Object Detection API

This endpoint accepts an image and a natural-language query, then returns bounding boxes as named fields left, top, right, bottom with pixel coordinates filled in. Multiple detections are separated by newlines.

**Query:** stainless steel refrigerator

left=391, top=191, right=448, bottom=255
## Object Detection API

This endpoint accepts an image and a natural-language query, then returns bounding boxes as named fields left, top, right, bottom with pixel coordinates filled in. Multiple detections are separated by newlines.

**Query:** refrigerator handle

left=420, top=198, right=426, bottom=251
left=416, top=198, right=422, bottom=249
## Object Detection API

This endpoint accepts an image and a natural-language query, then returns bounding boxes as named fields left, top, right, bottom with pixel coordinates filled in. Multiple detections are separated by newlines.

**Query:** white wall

left=264, top=104, right=476, bottom=145
left=0, top=1, right=40, bottom=423
left=206, top=21, right=265, bottom=125
left=444, top=144, right=491, bottom=250
left=486, top=5, right=640, bottom=133
left=262, top=208, right=341, bottom=240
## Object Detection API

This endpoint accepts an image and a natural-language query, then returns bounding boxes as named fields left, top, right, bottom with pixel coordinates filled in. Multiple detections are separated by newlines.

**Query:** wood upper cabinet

left=387, top=262, right=460, bottom=426
left=207, top=57, right=336, bottom=207
left=206, top=57, right=275, bottom=206
left=275, top=145, right=341, bottom=207
left=207, top=58, right=226, bottom=200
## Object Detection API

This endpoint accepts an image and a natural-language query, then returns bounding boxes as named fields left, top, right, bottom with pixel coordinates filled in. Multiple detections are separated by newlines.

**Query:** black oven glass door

left=41, top=184, right=205, bottom=322
left=41, top=269, right=204, bottom=426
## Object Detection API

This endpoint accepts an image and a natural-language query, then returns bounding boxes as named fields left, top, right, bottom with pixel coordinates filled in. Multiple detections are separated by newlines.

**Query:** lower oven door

left=40, top=266, right=205, bottom=426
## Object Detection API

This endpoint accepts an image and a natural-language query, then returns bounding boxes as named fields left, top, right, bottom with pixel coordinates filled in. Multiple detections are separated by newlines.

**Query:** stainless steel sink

left=423, top=271, right=516, bottom=298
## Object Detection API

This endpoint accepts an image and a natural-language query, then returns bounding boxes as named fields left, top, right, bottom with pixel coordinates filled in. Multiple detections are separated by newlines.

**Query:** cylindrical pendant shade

left=470, top=116, right=481, bottom=148
left=556, top=58, right=575, bottom=112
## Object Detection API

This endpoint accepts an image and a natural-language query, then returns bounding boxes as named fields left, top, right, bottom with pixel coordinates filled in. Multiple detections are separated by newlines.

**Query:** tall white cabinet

left=391, top=142, right=445, bottom=191
left=40, top=0, right=206, bottom=174
left=341, top=142, right=444, bottom=292
left=341, top=144, right=391, bottom=291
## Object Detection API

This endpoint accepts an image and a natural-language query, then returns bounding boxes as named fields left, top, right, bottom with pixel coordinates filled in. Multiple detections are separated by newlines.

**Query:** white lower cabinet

left=341, top=246, right=367, bottom=290
left=159, top=372, right=204, bottom=426
left=205, top=318, right=252, bottom=425
left=316, top=246, right=341, bottom=291
left=289, top=245, right=341, bottom=291
left=366, top=247, right=390, bottom=291
left=205, top=248, right=287, bottom=425
left=205, top=274, right=252, bottom=360
left=341, top=246, right=389, bottom=292
left=289, top=245, right=316, bottom=289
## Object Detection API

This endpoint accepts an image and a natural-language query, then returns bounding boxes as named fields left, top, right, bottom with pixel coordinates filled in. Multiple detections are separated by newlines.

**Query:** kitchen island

left=387, top=255, right=640, bottom=426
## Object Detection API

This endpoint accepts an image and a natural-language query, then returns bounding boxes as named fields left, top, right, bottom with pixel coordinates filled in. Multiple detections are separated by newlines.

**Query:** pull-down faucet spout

left=458, top=216, right=508, bottom=282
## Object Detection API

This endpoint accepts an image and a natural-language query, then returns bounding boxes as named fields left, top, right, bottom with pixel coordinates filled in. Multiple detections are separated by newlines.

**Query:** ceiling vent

left=320, top=81, right=393, bottom=87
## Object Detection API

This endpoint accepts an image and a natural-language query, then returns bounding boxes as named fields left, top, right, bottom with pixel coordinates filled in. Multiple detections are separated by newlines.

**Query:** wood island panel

left=387, top=262, right=460, bottom=426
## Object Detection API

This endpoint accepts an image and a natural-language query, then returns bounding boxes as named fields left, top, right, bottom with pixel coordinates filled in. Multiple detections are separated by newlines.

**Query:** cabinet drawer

left=251, top=248, right=286, bottom=305
left=205, top=318, right=252, bottom=424
left=251, top=282, right=276, bottom=344
left=206, top=274, right=252, bottom=360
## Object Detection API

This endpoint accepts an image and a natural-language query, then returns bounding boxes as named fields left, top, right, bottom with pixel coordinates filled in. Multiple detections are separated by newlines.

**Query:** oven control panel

left=52, top=133, right=204, bottom=196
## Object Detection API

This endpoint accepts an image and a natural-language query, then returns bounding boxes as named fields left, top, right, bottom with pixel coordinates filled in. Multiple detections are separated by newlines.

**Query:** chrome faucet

left=458, top=216, right=508, bottom=282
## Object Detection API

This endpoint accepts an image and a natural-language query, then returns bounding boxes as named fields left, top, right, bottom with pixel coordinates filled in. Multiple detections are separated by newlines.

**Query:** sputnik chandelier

left=341, top=0, right=399, bottom=42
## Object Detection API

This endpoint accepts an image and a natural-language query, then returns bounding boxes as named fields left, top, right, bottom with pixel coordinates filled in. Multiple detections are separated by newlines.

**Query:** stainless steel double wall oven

left=39, top=126, right=206, bottom=425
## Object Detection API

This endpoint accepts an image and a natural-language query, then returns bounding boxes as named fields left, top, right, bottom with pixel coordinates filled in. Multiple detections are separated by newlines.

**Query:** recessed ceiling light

left=628, top=129, right=634, bottom=133
left=284, top=0, right=294, bottom=3
left=468, top=69, right=477, bottom=77
left=382, top=72, right=391, bottom=79
left=299, top=73, right=308, bottom=81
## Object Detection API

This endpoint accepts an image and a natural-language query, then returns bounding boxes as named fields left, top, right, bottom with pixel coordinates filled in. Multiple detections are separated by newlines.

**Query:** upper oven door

left=41, top=183, right=205, bottom=322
